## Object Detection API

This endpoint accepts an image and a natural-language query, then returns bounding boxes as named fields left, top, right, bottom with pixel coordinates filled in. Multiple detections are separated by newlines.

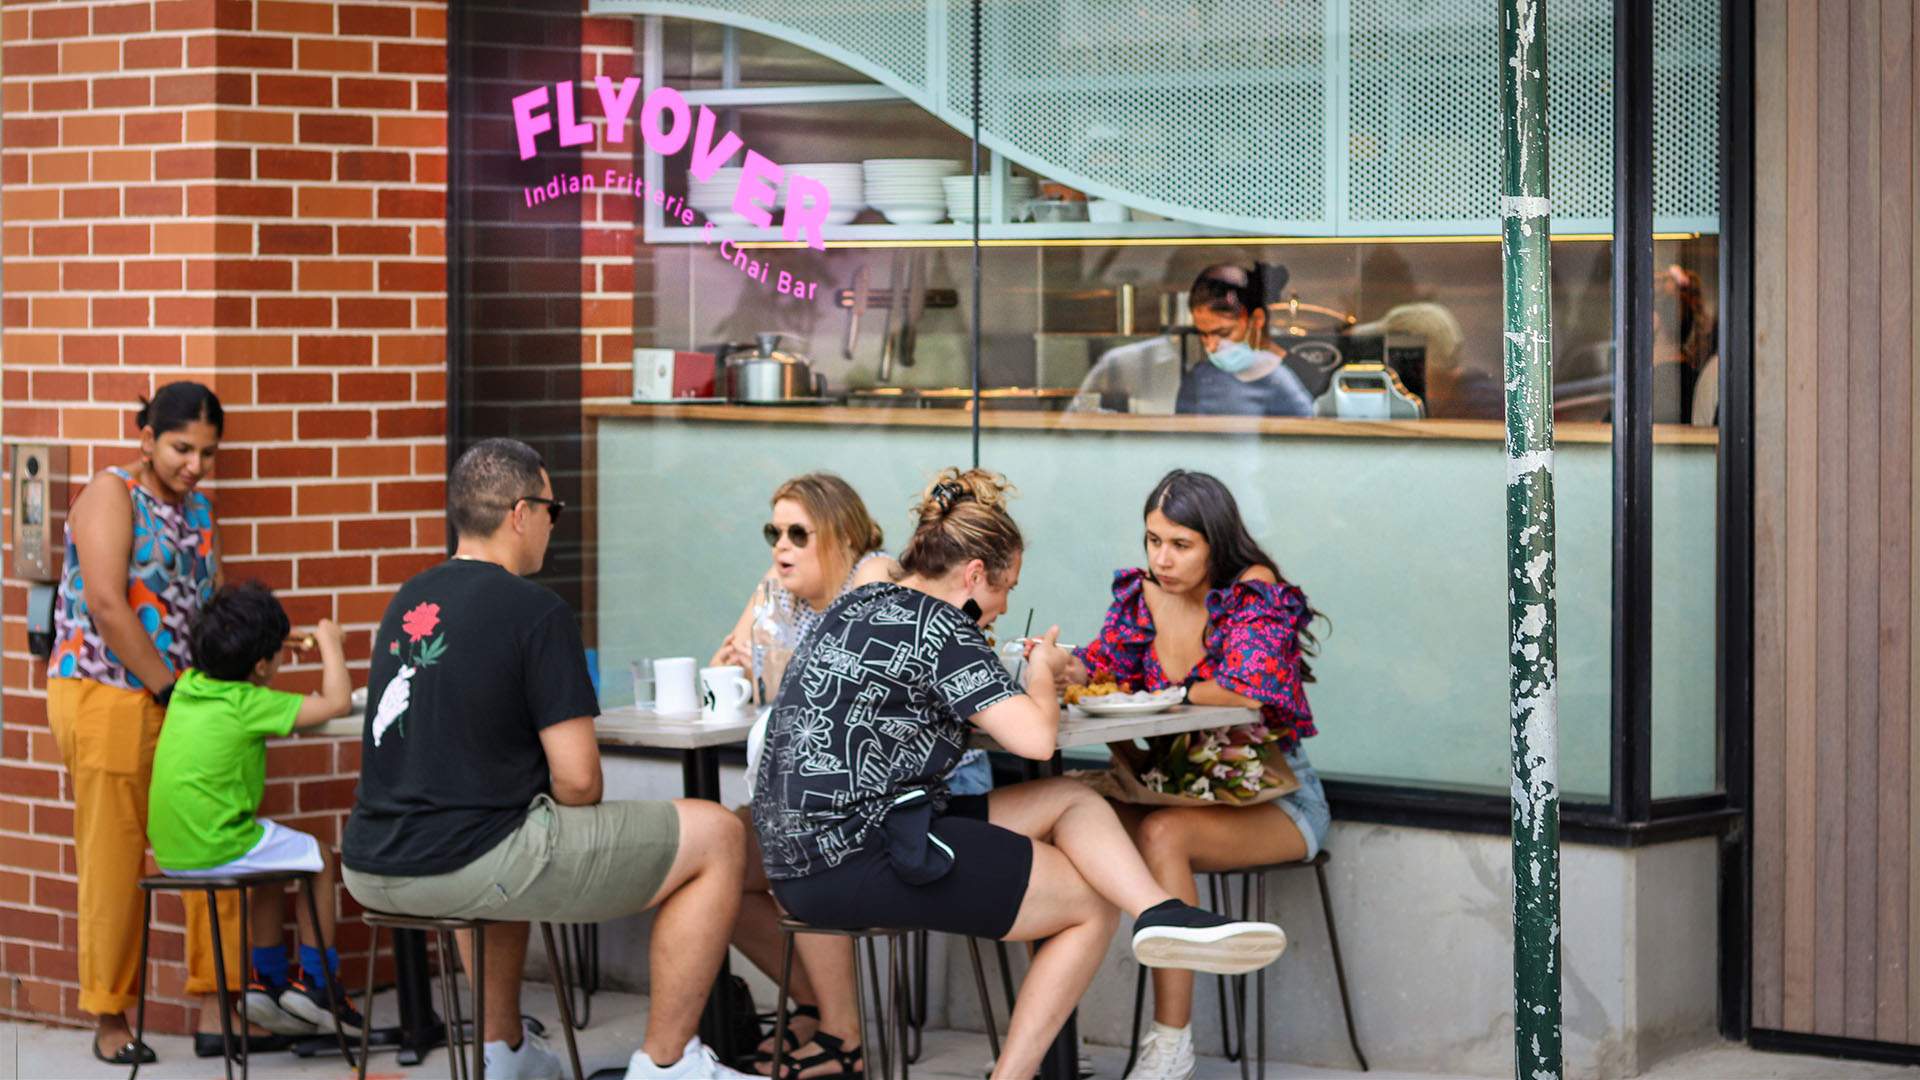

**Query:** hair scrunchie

left=931, top=481, right=972, bottom=515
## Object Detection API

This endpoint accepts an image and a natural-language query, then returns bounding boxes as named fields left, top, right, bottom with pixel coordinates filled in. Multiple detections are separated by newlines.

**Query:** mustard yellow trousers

left=48, top=678, right=242, bottom=1016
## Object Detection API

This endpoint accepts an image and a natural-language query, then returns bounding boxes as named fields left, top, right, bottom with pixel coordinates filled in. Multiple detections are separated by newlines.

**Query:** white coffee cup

left=654, top=656, right=699, bottom=714
left=700, top=665, right=753, bottom=722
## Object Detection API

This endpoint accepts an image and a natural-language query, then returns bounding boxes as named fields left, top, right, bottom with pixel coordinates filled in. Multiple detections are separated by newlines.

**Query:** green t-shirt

left=148, top=669, right=303, bottom=871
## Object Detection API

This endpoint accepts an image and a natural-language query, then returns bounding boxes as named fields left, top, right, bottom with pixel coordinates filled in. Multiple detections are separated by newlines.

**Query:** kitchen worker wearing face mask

left=1174, top=264, right=1316, bottom=418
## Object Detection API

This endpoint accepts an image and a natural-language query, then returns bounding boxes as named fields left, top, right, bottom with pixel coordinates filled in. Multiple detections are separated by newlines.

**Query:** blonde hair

left=771, top=473, right=885, bottom=576
left=896, top=468, right=1023, bottom=583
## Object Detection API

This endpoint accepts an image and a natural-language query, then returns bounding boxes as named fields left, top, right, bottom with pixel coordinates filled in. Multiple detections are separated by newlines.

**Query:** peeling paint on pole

left=1501, top=0, right=1562, bottom=1078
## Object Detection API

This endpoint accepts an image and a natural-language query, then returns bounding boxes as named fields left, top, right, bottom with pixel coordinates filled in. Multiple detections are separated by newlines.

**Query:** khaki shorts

left=343, top=795, right=681, bottom=924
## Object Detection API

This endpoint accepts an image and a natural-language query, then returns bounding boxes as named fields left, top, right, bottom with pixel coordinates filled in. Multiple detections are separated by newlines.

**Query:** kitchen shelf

left=583, top=402, right=1724, bottom=447
left=653, top=219, right=1250, bottom=246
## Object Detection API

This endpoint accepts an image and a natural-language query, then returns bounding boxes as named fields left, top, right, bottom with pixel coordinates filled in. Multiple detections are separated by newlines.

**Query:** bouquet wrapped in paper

left=1082, top=720, right=1298, bottom=807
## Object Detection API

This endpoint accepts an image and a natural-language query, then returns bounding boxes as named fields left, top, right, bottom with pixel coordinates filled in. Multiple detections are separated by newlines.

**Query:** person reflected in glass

left=1059, top=469, right=1332, bottom=1080
left=1174, top=265, right=1315, bottom=418
left=1652, top=264, right=1718, bottom=425
left=752, top=469, right=1288, bottom=1080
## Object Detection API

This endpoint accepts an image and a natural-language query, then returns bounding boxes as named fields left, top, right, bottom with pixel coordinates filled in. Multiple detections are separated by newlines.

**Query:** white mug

left=654, top=656, right=699, bottom=714
left=700, top=665, right=753, bottom=722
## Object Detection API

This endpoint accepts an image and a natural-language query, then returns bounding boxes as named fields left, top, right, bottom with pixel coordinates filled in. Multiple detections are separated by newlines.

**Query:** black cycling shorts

left=770, top=795, right=1034, bottom=941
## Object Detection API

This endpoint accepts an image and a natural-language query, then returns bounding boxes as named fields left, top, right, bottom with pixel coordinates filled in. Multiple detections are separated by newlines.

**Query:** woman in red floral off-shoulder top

left=1062, top=469, right=1332, bottom=1080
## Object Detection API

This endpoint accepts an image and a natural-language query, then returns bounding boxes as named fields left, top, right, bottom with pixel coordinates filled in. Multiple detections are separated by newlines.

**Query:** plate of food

left=1065, top=680, right=1184, bottom=717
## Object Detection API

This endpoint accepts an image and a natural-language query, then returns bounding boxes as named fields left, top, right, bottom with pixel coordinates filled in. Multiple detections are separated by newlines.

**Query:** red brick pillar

left=1, top=1, right=449, bottom=1034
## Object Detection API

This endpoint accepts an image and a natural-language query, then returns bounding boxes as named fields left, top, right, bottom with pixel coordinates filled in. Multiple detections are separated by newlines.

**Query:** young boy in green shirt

left=148, top=582, right=361, bottom=1040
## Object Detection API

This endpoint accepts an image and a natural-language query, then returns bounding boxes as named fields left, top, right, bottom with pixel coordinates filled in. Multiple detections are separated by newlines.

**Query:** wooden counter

left=584, top=402, right=1719, bottom=446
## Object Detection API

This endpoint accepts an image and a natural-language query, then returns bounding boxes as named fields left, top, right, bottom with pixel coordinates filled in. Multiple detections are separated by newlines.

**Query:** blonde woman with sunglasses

left=711, top=473, right=899, bottom=1077
left=711, top=472, right=896, bottom=702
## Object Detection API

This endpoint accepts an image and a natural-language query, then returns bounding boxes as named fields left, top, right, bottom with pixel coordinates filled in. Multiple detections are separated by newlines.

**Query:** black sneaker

left=194, top=1031, right=294, bottom=1059
left=1130, top=899, right=1287, bottom=975
left=242, top=968, right=318, bottom=1036
left=278, top=969, right=365, bottom=1037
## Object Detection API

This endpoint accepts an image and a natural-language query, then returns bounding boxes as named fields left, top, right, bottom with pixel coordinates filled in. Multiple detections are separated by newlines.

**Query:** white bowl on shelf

left=943, top=177, right=1036, bottom=221
left=875, top=207, right=948, bottom=225
left=863, top=158, right=963, bottom=174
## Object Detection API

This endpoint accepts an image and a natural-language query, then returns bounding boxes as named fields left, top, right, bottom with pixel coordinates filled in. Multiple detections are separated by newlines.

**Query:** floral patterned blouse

left=51, top=466, right=218, bottom=689
left=1073, top=567, right=1316, bottom=751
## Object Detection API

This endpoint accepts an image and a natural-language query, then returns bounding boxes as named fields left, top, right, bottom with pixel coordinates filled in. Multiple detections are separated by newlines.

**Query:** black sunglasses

left=520, top=495, right=565, bottom=524
left=763, top=522, right=813, bottom=548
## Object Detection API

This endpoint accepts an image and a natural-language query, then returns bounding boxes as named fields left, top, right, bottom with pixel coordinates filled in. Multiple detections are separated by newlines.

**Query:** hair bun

left=931, top=481, right=970, bottom=516
left=917, top=468, right=1012, bottom=521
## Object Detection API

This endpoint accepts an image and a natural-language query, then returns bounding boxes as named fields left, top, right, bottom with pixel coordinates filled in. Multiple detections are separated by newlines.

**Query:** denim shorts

left=945, top=749, right=994, bottom=796
left=1274, top=747, right=1331, bottom=860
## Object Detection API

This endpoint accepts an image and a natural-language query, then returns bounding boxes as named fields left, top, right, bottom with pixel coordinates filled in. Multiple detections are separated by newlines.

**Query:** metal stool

left=356, top=912, right=584, bottom=1080
left=775, top=919, right=1013, bottom=1080
left=901, top=931, right=1019, bottom=1065
left=1123, top=851, right=1368, bottom=1078
left=133, top=869, right=356, bottom=1080
left=557, top=924, right=598, bottom=1029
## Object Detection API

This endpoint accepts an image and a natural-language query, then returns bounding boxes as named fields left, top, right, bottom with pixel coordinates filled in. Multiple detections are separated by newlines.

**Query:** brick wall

left=1, top=0, right=448, bottom=1034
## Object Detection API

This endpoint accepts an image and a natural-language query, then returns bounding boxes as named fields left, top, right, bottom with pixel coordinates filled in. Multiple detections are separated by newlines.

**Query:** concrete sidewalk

left=3, top=985, right=1913, bottom=1080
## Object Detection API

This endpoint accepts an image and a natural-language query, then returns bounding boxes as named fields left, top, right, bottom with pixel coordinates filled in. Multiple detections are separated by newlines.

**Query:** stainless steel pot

left=726, top=333, right=824, bottom=402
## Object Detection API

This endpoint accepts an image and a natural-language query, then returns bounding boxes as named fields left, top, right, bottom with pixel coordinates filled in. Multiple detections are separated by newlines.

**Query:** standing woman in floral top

left=47, top=383, right=251, bottom=1065
left=1061, top=469, right=1332, bottom=1080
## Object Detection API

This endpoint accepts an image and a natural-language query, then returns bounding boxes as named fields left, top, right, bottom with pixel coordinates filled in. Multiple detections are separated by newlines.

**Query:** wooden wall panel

left=1879, top=0, right=1914, bottom=1046
left=1753, top=0, right=1919, bottom=1048
left=1844, top=0, right=1884, bottom=1042
left=1750, top=0, right=1788, bottom=1035
left=1811, top=0, right=1853, bottom=1039
left=1779, top=0, right=1821, bottom=1037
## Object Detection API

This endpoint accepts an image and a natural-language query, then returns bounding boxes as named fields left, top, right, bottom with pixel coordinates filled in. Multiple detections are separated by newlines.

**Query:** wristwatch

left=152, top=683, right=175, bottom=708
left=1180, top=682, right=1193, bottom=705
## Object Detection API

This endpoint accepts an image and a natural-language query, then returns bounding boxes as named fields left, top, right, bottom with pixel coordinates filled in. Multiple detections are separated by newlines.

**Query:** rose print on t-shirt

left=373, top=601, right=449, bottom=747
left=403, top=603, right=441, bottom=642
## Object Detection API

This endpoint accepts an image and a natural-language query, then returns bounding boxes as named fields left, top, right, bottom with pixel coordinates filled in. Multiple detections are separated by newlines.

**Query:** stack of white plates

left=943, top=175, right=1038, bottom=223
left=784, top=162, right=864, bottom=225
left=688, top=167, right=750, bottom=226
left=864, top=158, right=963, bottom=225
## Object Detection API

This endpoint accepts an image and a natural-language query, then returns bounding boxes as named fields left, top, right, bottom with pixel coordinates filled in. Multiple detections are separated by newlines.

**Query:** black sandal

left=92, top=1037, right=157, bottom=1066
left=776, top=1031, right=864, bottom=1080
left=753, top=1003, right=821, bottom=1064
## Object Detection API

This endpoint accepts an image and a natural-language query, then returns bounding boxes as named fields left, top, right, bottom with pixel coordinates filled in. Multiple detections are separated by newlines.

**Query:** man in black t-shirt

left=342, top=439, right=750, bottom=1080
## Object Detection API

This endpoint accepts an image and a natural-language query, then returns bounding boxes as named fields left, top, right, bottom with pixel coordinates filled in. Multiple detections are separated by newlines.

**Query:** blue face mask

left=1207, top=338, right=1261, bottom=374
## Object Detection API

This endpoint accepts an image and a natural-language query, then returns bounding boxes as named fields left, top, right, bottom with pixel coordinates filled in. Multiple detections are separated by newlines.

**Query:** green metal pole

left=1500, top=1, right=1562, bottom=1078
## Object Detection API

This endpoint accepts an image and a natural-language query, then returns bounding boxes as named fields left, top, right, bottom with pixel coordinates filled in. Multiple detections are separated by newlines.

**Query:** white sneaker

left=624, top=1035, right=753, bottom=1080
left=483, top=1022, right=562, bottom=1080
left=1124, top=1025, right=1196, bottom=1080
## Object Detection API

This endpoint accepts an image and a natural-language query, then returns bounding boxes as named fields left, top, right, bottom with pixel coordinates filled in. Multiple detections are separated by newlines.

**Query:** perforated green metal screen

left=945, top=0, right=1329, bottom=230
left=1345, top=0, right=1718, bottom=232
left=594, top=0, right=1721, bottom=235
